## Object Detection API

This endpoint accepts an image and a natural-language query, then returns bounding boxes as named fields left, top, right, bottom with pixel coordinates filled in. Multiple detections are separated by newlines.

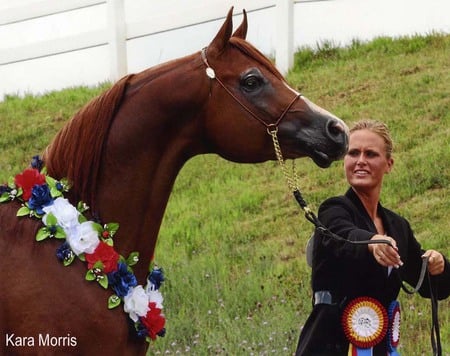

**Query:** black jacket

left=296, top=188, right=450, bottom=355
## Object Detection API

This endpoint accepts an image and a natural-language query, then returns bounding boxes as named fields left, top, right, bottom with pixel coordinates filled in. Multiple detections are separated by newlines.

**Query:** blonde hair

left=350, top=119, right=394, bottom=158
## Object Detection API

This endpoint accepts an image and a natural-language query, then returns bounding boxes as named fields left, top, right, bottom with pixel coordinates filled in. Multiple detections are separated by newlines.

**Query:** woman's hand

left=368, top=234, right=403, bottom=268
left=422, top=250, right=445, bottom=275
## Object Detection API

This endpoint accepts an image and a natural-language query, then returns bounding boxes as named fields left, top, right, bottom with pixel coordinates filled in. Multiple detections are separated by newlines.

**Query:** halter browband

left=201, top=47, right=299, bottom=131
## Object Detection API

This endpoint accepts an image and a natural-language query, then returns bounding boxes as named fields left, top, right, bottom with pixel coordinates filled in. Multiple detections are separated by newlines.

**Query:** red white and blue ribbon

left=342, top=297, right=388, bottom=355
left=387, top=300, right=401, bottom=355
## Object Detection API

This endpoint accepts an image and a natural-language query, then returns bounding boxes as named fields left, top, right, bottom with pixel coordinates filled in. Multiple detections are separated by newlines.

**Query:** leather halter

left=201, top=47, right=299, bottom=132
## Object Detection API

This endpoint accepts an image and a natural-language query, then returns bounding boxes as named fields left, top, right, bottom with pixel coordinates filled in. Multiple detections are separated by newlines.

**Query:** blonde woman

left=296, top=119, right=450, bottom=355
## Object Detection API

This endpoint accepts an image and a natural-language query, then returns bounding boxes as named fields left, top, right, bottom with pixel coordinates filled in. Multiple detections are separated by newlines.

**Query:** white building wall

left=0, top=0, right=448, bottom=100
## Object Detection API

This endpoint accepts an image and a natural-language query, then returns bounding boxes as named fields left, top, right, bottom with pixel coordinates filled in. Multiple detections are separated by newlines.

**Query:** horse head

left=201, top=7, right=348, bottom=167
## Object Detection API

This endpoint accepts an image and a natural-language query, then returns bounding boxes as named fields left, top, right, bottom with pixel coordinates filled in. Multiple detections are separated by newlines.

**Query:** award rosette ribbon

left=387, top=301, right=401, bottom=355
left=342, top=296, right=388, bottom=355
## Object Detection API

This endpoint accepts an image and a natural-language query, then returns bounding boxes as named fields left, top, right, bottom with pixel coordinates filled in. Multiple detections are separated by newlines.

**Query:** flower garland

left=0, top=156, right=166, bottom=342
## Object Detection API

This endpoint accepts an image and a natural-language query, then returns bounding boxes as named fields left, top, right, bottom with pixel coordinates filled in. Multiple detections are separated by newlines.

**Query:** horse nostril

left=326, top=119, right=345, bottom=138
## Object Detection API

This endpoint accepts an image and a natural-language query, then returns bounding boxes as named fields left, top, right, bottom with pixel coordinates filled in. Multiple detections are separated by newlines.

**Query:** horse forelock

left=229, top=37, right=285, bottom=81
left=44, top=74, right=133, bottom=209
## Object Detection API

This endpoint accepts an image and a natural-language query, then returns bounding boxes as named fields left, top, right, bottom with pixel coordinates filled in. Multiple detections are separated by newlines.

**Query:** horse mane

left=44, top=74, right=134, bottom=209
left=229, top=37, right=285, bottom=81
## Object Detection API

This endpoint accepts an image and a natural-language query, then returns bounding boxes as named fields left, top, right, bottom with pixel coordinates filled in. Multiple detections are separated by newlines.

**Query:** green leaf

left=63, top=253, right=75, bottom=266
left=17, top=206, right=30, bottom=217
left=54, top=227, right=66, bottom=239
left=92, top=222, right=103, bottom=234
left=103, top=238, right=114, bottom=246
left=46, top=175, right=56, bottom=185
left=78, top=214, right=87, bottom=223
left=46, top=176, right=61, bottom=197
left=16, top=188, right=23, bottom=198
left=127, top=252, right=139, bottom=267
left=36, top=227, right=50, bottom=241
left=60, top=178, right=71, bottom=192
left=98, top=275, right=108, bottom=289
left=85, top=270, right=96, bottom=281
left=78, top=254, right=86, bottom=262
left=45, top=212, right=57, bottom=226
left=50, top=186, right=62, bottom=198
left=0, top=192, right=11, bottom=202
left=108, top=294, right=121, bottom=309
left=105, top=223, right=119, bottom=236
left=93, top=261, right=104, bottom=270
left=77, top=201, right=89, bottom=213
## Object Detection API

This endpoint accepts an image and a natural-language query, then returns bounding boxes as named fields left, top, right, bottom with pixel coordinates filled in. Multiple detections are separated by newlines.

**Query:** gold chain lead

left=268, top=128, right=299, bottom=192
left=268, top=128, right=317, bottom=218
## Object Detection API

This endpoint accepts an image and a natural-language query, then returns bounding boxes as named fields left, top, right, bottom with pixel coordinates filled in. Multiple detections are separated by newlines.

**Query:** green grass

left=1, top=33, right=449, bottom=355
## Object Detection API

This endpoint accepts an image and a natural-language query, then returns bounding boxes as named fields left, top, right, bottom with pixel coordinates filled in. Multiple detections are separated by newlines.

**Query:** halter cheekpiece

left=201, top=47, right=300, bottom=131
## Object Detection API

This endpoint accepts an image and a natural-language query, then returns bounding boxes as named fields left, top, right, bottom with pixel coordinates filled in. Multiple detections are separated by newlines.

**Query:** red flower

left=85, top=241, right=120, bottom=273
left=140, top=302, right=165, bottom=340
left=14, top=168, right=46, bottom=201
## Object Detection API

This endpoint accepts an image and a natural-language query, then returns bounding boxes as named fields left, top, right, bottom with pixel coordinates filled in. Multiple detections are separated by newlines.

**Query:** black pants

left=296, top=304, right=348, bottom=355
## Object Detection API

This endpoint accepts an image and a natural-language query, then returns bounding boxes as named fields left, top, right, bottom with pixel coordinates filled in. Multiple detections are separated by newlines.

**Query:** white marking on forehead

left=283, top=83, right=349, bottom=133
left=302, top=95, right=335, bottom=117
left=302, top=95, right=349, bottom=133
left=284, top=82, right=301, bottom=96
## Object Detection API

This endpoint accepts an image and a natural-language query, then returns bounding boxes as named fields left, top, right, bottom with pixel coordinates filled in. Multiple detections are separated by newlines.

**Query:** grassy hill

left=0, top=33, right=449, bottom=355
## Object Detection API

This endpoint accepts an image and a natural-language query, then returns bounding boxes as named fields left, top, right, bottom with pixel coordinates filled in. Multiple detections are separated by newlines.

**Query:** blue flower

left=148, top=267, right=165, bottom=290
left=0, top=184, right=11, bottom=195
left=107, top=262, right=138, bottom=298
left=56, top=242, right=74, bottom=262
left=28, top=184, right=53, bottom=215
left=135, top=321, right=149, bottom=338
left=31, top=155, right=44, bottom=171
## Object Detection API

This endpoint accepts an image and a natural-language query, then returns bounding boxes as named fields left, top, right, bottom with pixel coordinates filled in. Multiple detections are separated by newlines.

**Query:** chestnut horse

left=0, top=8, right=348, bottom=355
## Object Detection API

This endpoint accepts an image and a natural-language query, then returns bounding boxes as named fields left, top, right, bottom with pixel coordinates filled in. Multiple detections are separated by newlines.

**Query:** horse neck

left=92, top=56, right=209, bottom=281
left=95, top=150, right=185, bottom=280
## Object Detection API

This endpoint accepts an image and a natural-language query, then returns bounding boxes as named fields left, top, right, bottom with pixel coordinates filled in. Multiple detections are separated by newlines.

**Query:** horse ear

left=208, top=7, right=234, bottom=56
left=232, top=9, right=247, bottom=39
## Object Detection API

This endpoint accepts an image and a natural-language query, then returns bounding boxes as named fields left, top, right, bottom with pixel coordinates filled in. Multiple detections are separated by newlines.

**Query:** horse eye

left=241, top=75, right=263, bottom=92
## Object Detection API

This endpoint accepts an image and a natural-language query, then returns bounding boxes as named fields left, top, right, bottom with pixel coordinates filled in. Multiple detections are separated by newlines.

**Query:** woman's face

left=344, top=129, right=393, bottom=193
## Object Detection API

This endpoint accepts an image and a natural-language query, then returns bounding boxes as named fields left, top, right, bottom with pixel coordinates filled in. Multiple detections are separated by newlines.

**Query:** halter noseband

left=201, top=47, right=299, bottom=132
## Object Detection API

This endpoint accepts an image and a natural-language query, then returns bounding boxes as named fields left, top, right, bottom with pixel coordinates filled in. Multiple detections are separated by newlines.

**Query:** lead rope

left=428, top=272, right=442, bottom=356
left=268, top=128, right=441, bottom=355
left=400, top=258, right=441, bottom=355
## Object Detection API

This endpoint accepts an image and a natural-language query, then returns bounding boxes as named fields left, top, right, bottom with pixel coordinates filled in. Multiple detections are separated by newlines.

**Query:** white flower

left=43, top=197, right=80, bottom=234
left=66, top=221, right=100, bottom=255
left=124, top=286, right=150, bottom=322
left=147, top=289, right=164, bottom=309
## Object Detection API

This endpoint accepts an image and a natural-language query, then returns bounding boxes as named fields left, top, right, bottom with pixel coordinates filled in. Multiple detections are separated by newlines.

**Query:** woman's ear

left=386, top=157, right=394, bottom=173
